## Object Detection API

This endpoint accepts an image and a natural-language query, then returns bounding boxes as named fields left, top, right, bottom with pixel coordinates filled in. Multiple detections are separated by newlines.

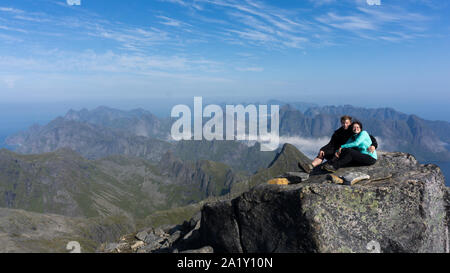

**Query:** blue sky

left=0, top=0, right=449, bottom=121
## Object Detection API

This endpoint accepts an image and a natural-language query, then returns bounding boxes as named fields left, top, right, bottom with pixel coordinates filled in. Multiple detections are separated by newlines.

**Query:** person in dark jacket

left=322, top=120, right=377, bottom=173
left=298, top=115, right=378, bottom=173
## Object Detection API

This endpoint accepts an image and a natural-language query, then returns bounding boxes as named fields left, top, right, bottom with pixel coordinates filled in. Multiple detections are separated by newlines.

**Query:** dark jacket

left=321, top=127, right=378, bottom=153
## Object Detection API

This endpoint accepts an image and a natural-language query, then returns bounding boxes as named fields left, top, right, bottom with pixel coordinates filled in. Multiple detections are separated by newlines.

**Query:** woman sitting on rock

left=322, top=121, right=377, bottom=172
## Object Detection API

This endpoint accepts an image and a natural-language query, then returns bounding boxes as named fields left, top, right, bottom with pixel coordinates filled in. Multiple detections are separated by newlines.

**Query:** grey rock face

left=200, top=200, right=243, bottom=253
left=199, top=152, right=449, bottom=253
left=99, top=149, right=449, bottom=254
left=446, top=188, right=450, bottom=253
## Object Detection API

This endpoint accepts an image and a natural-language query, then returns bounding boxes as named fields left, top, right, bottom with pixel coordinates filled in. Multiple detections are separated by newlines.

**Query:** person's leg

left=311, top=157, right=322, bottom=167
left=301, top=147, right=334, bottom=173
left=347, top=151, right=377, bottom=167
left=332, top=148, right=354, bottom=169
left=312, top=147, right=335, bottom=167
left=322, top=149, right=349, bottom=172
left=333, top=148, right=376, bottom=169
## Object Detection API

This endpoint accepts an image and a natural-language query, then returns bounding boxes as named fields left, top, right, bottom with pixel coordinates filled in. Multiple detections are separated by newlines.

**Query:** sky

left=0, top=0, right=449, bottom=121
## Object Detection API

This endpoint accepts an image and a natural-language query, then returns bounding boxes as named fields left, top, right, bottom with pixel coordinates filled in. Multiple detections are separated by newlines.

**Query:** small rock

left=161, top=224, right=177, bottom=234
left=167, top=225, right=184, bottom=235
left=103, top=243, right=119, bottom=253
left=342, top=172, right=370, bottom=185
left=153, top=228, right=166, bottom=237
left=115, top=243, right=129, bottom=253
left=135, top=230, right=148, bottom=241
left=327, top=174, right=344, bottom=184
left=189, top=212, right=201, bottom=229
left=144, top=232, right=165, bottom=244
left=267, top=178, right=289, bottom=185
left=139, top=240, right=164, bottom=253
left=282, top=172, right=310, bottom=183
left=131, top=241, right=144, bottom=251
left=168, top=230, right=182, bottom=244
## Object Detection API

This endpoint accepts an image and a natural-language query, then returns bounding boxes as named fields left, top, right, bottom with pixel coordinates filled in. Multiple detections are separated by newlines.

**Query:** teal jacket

left=341, top=130, right=377, bottom=160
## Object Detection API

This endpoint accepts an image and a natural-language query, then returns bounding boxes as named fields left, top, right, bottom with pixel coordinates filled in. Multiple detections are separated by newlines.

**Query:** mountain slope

left=0, top=208, right=134, bottom=253
left=64, top=106, right=171, bottom=139
left=0, top=147, right=248, bottom=220
left=5, top=117, right=171, bottom=162
left=0, top=148, right=158, bottom=218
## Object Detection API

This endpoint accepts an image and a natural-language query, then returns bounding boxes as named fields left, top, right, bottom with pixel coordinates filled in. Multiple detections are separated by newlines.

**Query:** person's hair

left=352, top=120, right=363, bottom=131
left=340, top=115, right=352, bottom=123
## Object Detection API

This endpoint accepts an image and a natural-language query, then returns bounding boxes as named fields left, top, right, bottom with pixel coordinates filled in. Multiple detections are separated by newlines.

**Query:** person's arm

left=367, top=135, right=377, bottom=154
left=320, top=131, right=337, bottom=151
left=341, top=131, right=369, bottom=149
left=369, top=135, right=378, bottom=149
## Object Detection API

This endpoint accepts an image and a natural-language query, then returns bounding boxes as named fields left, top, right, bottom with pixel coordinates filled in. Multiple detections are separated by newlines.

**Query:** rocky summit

left=101, top=145, right=450, bottom=253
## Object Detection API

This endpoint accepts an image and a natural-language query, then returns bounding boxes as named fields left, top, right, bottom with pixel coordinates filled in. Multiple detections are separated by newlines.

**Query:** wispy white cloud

left=0, top=6, right=24, bottom=14
left=0, top=25, right=28, bottom=33
left=317, top=12, right=377, bottom=31
left=92, top=26, right=171, bottom=52
left=1, top=0, right=437, bottom=57
left=12, top=14, right=52, bottom=23
left=157, top=15, right=192, bottom=28
left=164, top=0, right=435, bottom=47
left=0, top=75, right=21, bottom=88
left=0, top=49, right=226, bottom=81
left=235, top=66, right=264, bottom=72
left=313, top=3, right=434, bottom=42
left=0, top=0, right=442, bottom=92
left=0, top=33, right=23, bottom=43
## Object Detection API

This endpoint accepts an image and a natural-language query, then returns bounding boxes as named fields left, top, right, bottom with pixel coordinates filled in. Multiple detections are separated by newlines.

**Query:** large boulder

left=99, top=147, right=449, bottom=254
left=199, top=152, right=449, bottom=253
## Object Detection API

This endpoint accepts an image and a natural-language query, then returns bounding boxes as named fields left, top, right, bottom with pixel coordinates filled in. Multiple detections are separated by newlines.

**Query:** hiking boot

left=327, top=174, right=344, bottom=184
left=322, top=163, right=337, bottom=173
left=298, top=161, right=314, bottom=174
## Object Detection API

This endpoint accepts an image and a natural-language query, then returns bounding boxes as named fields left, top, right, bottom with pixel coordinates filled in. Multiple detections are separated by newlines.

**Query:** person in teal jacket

left=322, top=121, right=377, bottom=172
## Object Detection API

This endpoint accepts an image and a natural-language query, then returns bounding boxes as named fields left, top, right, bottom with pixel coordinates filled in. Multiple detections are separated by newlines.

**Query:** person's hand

left=367, top=146, right=375, bottom=153
left=335, top=148, right=342, bottom=158
left=319, top=150, right=325, bottom=158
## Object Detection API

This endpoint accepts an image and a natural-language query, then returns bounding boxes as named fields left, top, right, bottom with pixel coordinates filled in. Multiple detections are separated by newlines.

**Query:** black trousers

left=332, top=148, right=376, bottom=169
left=321, top=146, right=336, bottom=161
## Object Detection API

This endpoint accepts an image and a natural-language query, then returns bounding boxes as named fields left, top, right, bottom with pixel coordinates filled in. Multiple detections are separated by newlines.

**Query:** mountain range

left=7, top=102, right=449, bottom=162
